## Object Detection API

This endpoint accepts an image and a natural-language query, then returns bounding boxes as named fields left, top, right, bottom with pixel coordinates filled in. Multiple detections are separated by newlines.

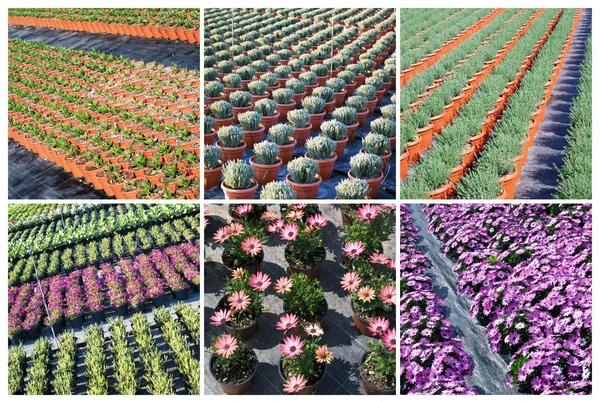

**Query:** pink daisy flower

left=276, top=313, right=299, bottom=332
left=304, top=323, right=323, bottom=337
left=369, top=252, right=389, bottom=265
left=241, top=237, right=262, bottom=256
left=367, top=317, right=389, bottom=336
left=249, top=271, right=272, bottom=292
left=274, top=277, right=293, bottom=294
left=343, top=241, right=365, bottom=258
left=379, top=285, right=396, bottom=305
left=386, top=259, right=396, bottom=271
left=280, top=223, right=299, bottom=241
left=286, top=210, right=304, bottom=221
left=213, top=227, right=230, bottom=244
left=307, top=214, right=328, bottom=228
left=292, top=204, right=307, bottom=211
left=231, top=268, right=245, bottom=279
left=340, top=272, right=362, bottom=293
left=203, top=218, right=209, bottom=229
left=280, top=335, right=304, bottom=358
left=234, top=204, right=253, bottom=216
left=357, top=285, right=375, bottom=302
left=214, top=334, right=238, bottom=358
left=283, top=375, right=308, bottom=393
left=228, top=290, right=250, bottom=311
left=315, top=345, right=333, bottom=363
left=262, top=211, right=277, bottom=221
left=357, top=204, right=379, bottom=223
left=210, top=309, right=231, bottom=326
left=382, top=328, right=396, bottom=351
left=268, top=219, right=285, bottom=233
left=229, top=222, right=244, bottom=236
left=379, top=204, right=396, bottom=211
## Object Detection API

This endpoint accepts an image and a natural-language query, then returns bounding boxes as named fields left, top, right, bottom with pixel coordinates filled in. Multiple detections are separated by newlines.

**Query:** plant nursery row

left=400, top=8, right=590, bottom=200
left=203, top=8, right=396, bottom=200
left=401, top=204, right=591, bottom=394
left=8, top=38, right=200, bottom=200
left=9, top=305, right=200, bottom=395
left=204, top=203, right=396, bottom=394
left=8, top=8, right=200, bottom=43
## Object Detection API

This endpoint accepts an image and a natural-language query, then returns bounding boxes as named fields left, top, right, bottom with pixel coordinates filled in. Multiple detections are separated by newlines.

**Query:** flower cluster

left=81, top=266, right=104, bottom=313
left=213, top=220, right=267, bottom=271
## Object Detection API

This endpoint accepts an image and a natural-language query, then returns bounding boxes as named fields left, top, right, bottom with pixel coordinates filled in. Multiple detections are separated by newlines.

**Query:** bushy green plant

left=298, top=53, right=315, bottom=66
left=277, top=49, right=293, bottom=60
left=204, top=145, right=222, bottom=169
left=229, top=91, right=252, bottom=107
left=350, top=153, right=383, bottom=179
left=356, top=85, right=377, bottom=100
left=288, top=157, right=319, bottom=183
left=237, top=111, right=263, bottom=131
left=277, top=273, right=325, bottom=323
left=268, top=124, right=295, bottom=145
left=288, top=59, right=305, bottom=72
left=253, top=99, right=278, bottom=116
left=310, top=63, right=329, bottom=77
left=286, top=79, right=306, bottom=94
left=363, top=133, right=391, bottom=156
left=380, top=104, right=395, bottom=120
left=274, top=65, right=292, bottom=79
left=204, top=115, right=216, bottom=133
left=321, top=120, right=347, bottom=141
left=266, top=54, right=280, bottom=66
left=248, top=80, right=267, bottom=96
left=222, top=160, right=254, bottom=189
left=372, top=69, right=391, bottom=83
left=370, top=117, right=396, bottom=138
left=205, top=81, right=223, bottom=98
left=299, top=72, right=317, bottom=85
left=288, top=109, right=310, bottom=128
left=326, top=78, right=346, bottom=93
left=233, top=54, right=250, bottom=67
left=337, top=70, right=356, bottom=84
left=204, top=68, right=219, bottom=82
left=306, top=136, right=336, bottom=160
left=217, top=60, right=235, bottom=74
left=217, top=126, right=243, bottom=147
left=222, top=73, right=242, bottom=89
left=332, top=106, right=357, bottom=125
left=312, top=86, right=334, bottom=102
left=251, top=60, right=270, bottom=73
left=210, top=101, right=233, bottom=119
left=260, top=181, right=296, bottom=199
left=335, top=179, right=370, bottom=199
left=346, top=63, right=364, bottom=76
left=259, top=72, right=277, bottom=87
left=302, top=96, right=325, bottom=114
left=253, top=140, right=280, bottom=165
left=346, top=95, right=368, bottom=112
left=236, top=66, right=256, bottom=80
left=384, top=64, right=396, bottom=76
left=272, top=88, right=294, bottom=105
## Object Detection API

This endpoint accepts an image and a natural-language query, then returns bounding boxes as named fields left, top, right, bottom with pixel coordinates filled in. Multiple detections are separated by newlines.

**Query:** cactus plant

left=272, top=88, right=294, bottom=105
left=204, top=145, right=222, bottom=169
left=222, top=160, right=254, bottom=190
left=332, top=107, right=357, bottom=126
left=222, top=73, right=242, bottom=89
left=217, top=126, right=243, bottom=147
left=205, top=81, right=224, bottom=98
left=253, top=140, right=280, bottom=165
left=363, top=133, right=391, bottom=156
left=288, top=109, right=311, bottom=128
left=288, top=157, right=319, bottom=184
left=210, top=101, right=233, bottom=119
left=260, top=181, right=296, bottom=200
left=370, top=117, right=396, bottom=138
left=229, top=91, right=252, bottom=107
left=253, top=99, right=278, bottom=117
left=349, top=153, right=382, bottom=179
left=268, top=124, right=295, bottom=145
left=238, top=111, right=263, bottom=131
left=248, top=80, right=267, bottom=96
left=321, top=120, right=347, bottom=141
left=335, top=179, right=370, bottom=199
left=286, top=79, right=306, bottom=94
left=306, top=136, right=336, bottom=160
left=302, top=96, right=325, bottom=114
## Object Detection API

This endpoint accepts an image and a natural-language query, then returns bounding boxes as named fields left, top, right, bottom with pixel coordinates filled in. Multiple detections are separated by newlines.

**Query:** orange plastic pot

left=250, top=156, right=282, bottom=185
left=286, top=174, right=322, bottom=199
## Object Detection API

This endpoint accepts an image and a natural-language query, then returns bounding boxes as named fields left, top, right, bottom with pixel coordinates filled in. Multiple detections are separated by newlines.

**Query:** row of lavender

left=9, top=242, right=200, bottom=344
left=399, top=205, right=475, bottom=394
left=423, top=204, right=592, bottom=394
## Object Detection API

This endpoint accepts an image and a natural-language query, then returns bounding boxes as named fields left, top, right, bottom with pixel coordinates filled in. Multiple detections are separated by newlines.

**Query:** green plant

left=380, top=104, right=395, bottom=120
left=321, top=120, right=347, bottom=141
left=217, top=60, right=235, bottom=74
left=204, top=145, right=222, bottom=169
left=326, top=78, right=345, bottom=93
left=210, top=335, right=257, bottom=385
left=302, top=96, right=325, bottom=114
left=346, top=95, right=368, bottom=112
left=204, top=115, right=216, bottom=133
left=274, top=65, right=292, bottom=79
left=268, top=124, right=295, bottom=145
left=229, top=91, right=252, bottom=107
left=253, top=99, right=278, bottom=116
left=248, top=80, right=267, bottom=96
left=332, top=106, right=357, bottom=125
left=288, top=157, right=319, bottom=183
left=217, top=126, right=243, bottom=147
left=370, top=117, right=396, bottom=138
left=253, top=140, right=280, bottom=165
left=286, top=78, right=306, bottom=94
left=209, top=100, right=233, bottom=119
left=222, top=160, right=254, bottom=189
left=277, top=273, right=325, bottom=323
left=205, top=81, right=223, bottom=98
left=350, top=153, right=383, bottom=179
left=356, top=85, right=377, bottom=100
left=236, top=66, right=256, bottom=81
left=346, top=63, right=364, bottom=76
left=272, top=88, right=294, bottom=105
left=8, top=345, right=26, bottom=395
left=363, top=133, right=391, bottom=156
left=222, top=73, right=242, bottom=89
left=299, top=71, right=317, bottom=85
left=24, top=338, right=52, bottom=395
left=109, top=317, right=138, bottom=394
left=288, top=59, right=305, bottom=72
left=288, top=109, right=310, bottom=128
left=260, top=181, right=297, bottom=199
left=312, top=86, right=334, bottom=102
left=306, top=136, right=336, bottom=160
left=337, top=70, right=356, bottom=84
left=85, top=325, right=108, bottom=395
left=335, top=179, right=370, bottom=199
left=310, top=64, right=329, bottom=77
left=238, top=111, right=263, bottom=131
left=372, top=69, right=391, bottom=83
left=259, top=72, right=277, bottom=87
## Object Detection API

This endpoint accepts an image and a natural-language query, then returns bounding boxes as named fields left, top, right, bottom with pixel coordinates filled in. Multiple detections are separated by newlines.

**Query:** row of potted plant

left=9, top=8, right=200, bottom=43
left=8, top=203, right=95, bottom=232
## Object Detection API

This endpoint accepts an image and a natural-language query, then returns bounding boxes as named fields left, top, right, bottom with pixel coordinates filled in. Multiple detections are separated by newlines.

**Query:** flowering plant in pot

left=360, top=325, right=396, bottom=394
left=209, top=333, right=258, bottom=394
left=349, top=153, right=383, bottom=199
left=211, top=268, right=271, bottom=340
left=250, top=140, right=282, bottom=185
left=276, top=273, right=326, bottom=327
left=320, top=120, right=348, bottom=159
left=253, top=98, right=279, bottom=132
left=306, top=136, right=337, bottom=181
left=302, top=96, right=326, bottom=132
left=213, top=220, right=267, bottom=274
left=272, top=88, right=295, bottom=122
left=370, top=117, right=396, bottom=149
left=286, top=157, right=322, bottom=199
left=227, top=204, right=268, bottom=225
left=287, top=109, right=312, bottom=146
left=238, top=111, right=264, bottom=150
left=229, top=91, right=253, bottom=124
left=344, top=204, right=395, bottom=257
left=221, top=160, right=258, bottom=200
left=204, top=145, right=222, bottom=191
left=267, top=124, right=296, bottom=165
left=363, top=133, right=391, bottom=171
left=260, top=181, right=297, bottom=200
left=346, top=95, right=369, bottom=128
left=210, top=100, right=234, bottom=130
left=335, top=179, right=370, bottom=200
left=216, top=126, right=245, bottom=162
left=312, top=86, right=335, bottom=116
left=286, top=78, right=307, bottom=108
left=332, top=106, right=359, bottom=142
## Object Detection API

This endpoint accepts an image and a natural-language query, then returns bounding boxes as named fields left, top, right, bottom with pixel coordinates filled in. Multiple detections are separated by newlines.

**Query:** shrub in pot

left=366, top=76, right=386, bottom=106
left=310, top=64, right=329, bottom=86
left=238, top=111, right=265, bottom=150
left=222, top=73, right=243, bottom=100
left=266, top=54, right=281, bottom=68
left=260, top=181, right=296, bottom=200
left=250, top=140, right=282, bottom=185
left=260, top=72, right=279, bottom=94
left=346, top=63, right=365, bottom=86
left=236, top=66, right=256, bottom=89
left=312, top=86, right=335, bottom=116
left=356, top=85, right=378, bottom=116
left=332, top=106, right=359, bottom=142
left=320, top=120, right=348, bottom=159
left=276, top=272, right=326, bottom=325
left=338, top=70, right=357, bottom=97
left=221, top=160, right=258, bottom=200
left=251, top=60, right=270, bottom=74
left=380, top=104, right=395, bottom=121
left=348, top=153, right=384, bottom=199
left=286, top=79, right=307, bottom=108
left=229, top=91, right=253, bottom=124
left=205, top=81, right=225, bottom=105
left=298, top=53, right=315, bottom=67
left=217, top=125, right=246, bottom=162
left=372, top=69, right=391, bottom=92
left=204, top=115, right=216, bottom=145
left=305, top=136, right=337, bottom=181
left=287, top=110, right=312, bottom=146
left=288, top=59, right=305, bottom=77
left=286, top=157, right=322, bottom=199
left=248, top=80, right=268, bottom=104
left=346, top=95, right=369, bottom=127
left=217, top=60, right=235, bottom=75
left=370, top=117, right=396, bottom=149
left=209, top=333, right=258, bottom=395
left=205, top=67, right=219, bottom=82
left=326, top=78, right=347, bottom=107
left=204, top=145, right=223, bottom=191
left=360, top=328, right=396, bottom=394
left=335, top=179, right=370, bottom=200
left=268, top=124, right=296, bottom=164
left=272, top=88, right=295, bottom=122
left=302, top=96, right=326, bottom=133
left=344, top=204, right=395, bottom=257
left=299, top=71, right=318, bottom=96
left=274, top=65, right=292, bottom=87
left=363, top=133, right=392, bottom=171
left=210, top=100, right=234, bottom=130
left=253, top=98, right=280, bottom=132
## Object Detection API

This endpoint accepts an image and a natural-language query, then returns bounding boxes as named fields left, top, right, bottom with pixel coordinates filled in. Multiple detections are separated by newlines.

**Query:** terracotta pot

left=286, top=174, right=322, bottom=199
left=221, top=180, right=259, bottom=200
left=499, top=168, right=519, bottom=199
left=366, top=99, right=377, bottom=115
left=214, top=116, right=234, bottom=131
left=348, top=170, right=383, bottom=199
left=428, top=181, right=454, bottom=200
left=242, top=125, right=265, bottom=150
left=430, top=113, right=445, bottom=134
left=277, top=102, right=295, bottom=122
left=261, top=112, right=280, bottom=132
left=333, top=91, right=346, bottom=107
left=249, top=156, right=282, bottom=185
left=417, top=124, right=434, bottom=151
left=204, top=131, right=216, bottom=146
left=277, top=139, right=297, bottom=164
left=308, top=112, right=325, bottom=132
left=375, top=88, right=386, bottom=106
left=324, top=100, right=335, bottom=116
left=351, top=301, right=375, bottom=336
left=217, top=140, right=246, bottom=162
left=291, top=123, right=312, bottom=146
left=345, top=120, right=360, bottom=142
left=333, top=136, right=348, bottom=159
left=406, top=137, right=422, bottom=165
left=204, top=165, right=223, bottom=191
left=356, top=110, right=369, bottom=128
left=306, top=152, right=337, bottom=181
left=232, top=105, right=252, bottom=124
left=292, top=92, right=306, bottom=109
left=400, top=151, right=409, bottom=180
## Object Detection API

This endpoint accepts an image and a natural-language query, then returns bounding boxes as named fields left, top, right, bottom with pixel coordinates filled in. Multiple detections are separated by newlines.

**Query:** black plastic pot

left=153, top=294, right=167, bottom=307
left=278, top=356, right=327, bottom=394
left=92, top=310, right=105, bottom=324
left=69, top=315, right=84, bottom=329
left=209, top=350, right=258, bottom=395
left=218, top=296, right=259, bottom=340
left=285, top=245, right=325, bottom=280
left=116, top=305, right=128, bottom=316
left=222, top=249, right=264, bottom=274
left=8, top=331, right=23, bottom=345
left=359, top=350, right=395, bottom=395
left=285, top=298, right=328, bottom=335
left=174, top=288, right=189, bottom=301
left=130, top=302, right=146, bottom=314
